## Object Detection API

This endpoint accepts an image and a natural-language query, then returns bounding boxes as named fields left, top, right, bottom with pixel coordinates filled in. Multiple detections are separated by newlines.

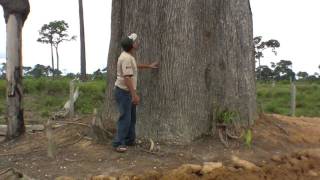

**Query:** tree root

left=218, top=128, right=229, bottom=147
left=226, top=128, right=244, bottom=139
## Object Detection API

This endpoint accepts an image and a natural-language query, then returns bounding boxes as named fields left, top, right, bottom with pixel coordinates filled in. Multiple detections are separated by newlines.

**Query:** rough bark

left=95, top=0, right=256, bottom=144
left=54, top=45, right=59, bottom=72
left=79, top=0, right=86, bottom=81
left=50, top=43, right=55, bottom=77
left=1, top=0, right=30, bottom=139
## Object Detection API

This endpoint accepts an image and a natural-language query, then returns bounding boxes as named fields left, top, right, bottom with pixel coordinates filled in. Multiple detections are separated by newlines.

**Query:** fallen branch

left=0, top=168, right=13, bottom=176
left=57, top=122, right=91, bottom=128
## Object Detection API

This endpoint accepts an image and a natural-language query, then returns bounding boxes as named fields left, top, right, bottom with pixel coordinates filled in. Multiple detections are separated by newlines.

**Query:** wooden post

left=272, top=80, right=275, bottom=88
left=290, top=82, right=296, bottom=117
left=46, top=119, right=56, bottom=158
left=69, top=80, right=75, bottom=118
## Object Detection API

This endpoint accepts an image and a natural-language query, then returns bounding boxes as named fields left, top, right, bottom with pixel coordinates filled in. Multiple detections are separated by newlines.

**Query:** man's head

left=121, top=33, right=138, bottom=52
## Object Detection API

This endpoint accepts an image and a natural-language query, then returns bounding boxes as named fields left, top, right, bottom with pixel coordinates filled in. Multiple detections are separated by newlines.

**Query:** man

left=112, top=33, right=158, bottom=152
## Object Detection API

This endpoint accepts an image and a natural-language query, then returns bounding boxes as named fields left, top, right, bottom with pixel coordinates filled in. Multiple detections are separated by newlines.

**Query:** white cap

left=128, top=33, right=138, bottom=42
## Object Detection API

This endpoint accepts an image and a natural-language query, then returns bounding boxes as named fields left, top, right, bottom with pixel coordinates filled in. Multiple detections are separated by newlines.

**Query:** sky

left=0, top=0, right=319, bottom=74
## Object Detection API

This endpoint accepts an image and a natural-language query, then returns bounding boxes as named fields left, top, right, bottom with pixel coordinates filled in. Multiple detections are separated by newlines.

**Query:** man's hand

left=149, top=61, right=159, bottom=69
left=132, top=93, right=140, bottom=105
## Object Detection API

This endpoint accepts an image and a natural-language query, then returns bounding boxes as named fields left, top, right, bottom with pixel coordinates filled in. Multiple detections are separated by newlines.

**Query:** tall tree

left=37, top=23, right=55, bottom=76
left=273, top=60, right=295, bottom=81
left=94, top=0, right=256, bottom=144
left=0, top=0, right=30, bottom=139
left=254, top=36, right=280, bottom=80
left=37, top=20, right=76, bottom=75
left=78, top=0, right=87, bottom=81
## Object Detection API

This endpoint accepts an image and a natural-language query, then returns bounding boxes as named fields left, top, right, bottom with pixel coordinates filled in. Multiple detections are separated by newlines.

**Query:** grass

left=0, top=77, right=106, bottom=123
left=0, top=78, right=319, bottom=124
left=257, top=81, right=320, bottom=117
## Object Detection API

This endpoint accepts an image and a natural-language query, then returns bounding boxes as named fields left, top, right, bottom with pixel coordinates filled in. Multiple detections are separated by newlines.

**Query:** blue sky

left=0, top=0, right=320, bottom=74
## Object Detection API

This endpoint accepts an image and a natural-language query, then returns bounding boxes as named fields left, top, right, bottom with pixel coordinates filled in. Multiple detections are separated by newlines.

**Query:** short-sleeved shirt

left=115, top=51, right=138, bottom=91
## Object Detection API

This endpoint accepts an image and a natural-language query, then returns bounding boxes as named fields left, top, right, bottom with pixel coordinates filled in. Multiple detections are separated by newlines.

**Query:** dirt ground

left=1, top=114, right=320, bottom=180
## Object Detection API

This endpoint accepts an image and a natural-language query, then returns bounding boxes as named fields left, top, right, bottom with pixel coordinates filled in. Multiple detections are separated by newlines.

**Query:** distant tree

left=92, top=68, right=107, bottom=80
left=297, top=71, right=309, bottom=80
left=254, top=36, right=280, bottom=67
left=256, top=65, right=273, bottom=81
left=307, top=74, right=318, bottom=81
left=254, top=36, right=280, bottom=79
left=66, top=72, right=76, bottom=79
left=37, top=20, right=76, bottom=75
left=22, top=66, right=32, bottom=76
left=0, top=62, right=6, bottom=79
left=273, top=60, right=295, bottom=81
left=26, top=64, right=52, bottom=78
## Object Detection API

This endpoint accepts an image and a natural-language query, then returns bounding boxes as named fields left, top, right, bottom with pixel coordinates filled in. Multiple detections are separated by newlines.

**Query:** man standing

left=112, top=33, right=158, bottom=152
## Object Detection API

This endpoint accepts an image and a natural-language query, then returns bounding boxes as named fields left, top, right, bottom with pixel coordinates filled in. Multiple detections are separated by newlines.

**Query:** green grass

left=0, top=78, right=319, bottom=124
left=257, top=81, right=320, bottom=117
left=0, top=78, right=106, bottom=123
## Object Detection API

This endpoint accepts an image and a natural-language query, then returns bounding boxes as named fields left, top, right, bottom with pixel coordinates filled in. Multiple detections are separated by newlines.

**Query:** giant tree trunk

left=95, top=0, right=256, bottom=144
left=0, top=0, right=30, bottom=139
left=78, top=0, right=86, bottom=81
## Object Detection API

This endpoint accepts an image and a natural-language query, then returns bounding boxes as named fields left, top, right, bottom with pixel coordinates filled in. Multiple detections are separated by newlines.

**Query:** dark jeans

left=112, top=87, right=136, bottom=147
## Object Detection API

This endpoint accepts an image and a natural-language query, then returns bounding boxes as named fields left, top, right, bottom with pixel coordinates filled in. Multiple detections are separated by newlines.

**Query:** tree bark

left=50, top=43, right=54, bottom=77
left=95, top=0, right=256, bottom=144
left=55, top=46, right=59, bottom=72
left=0, top=0, right=30, bottom=139
left=79, top=0, right=86, bottom=81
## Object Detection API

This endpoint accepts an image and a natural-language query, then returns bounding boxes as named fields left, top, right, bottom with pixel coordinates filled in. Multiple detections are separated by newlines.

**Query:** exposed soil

left=1, top=114, right=320, bottom=180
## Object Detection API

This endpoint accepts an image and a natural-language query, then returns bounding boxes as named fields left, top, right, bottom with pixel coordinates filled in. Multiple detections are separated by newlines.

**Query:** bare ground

left=1, top=114, right=320, bottom=180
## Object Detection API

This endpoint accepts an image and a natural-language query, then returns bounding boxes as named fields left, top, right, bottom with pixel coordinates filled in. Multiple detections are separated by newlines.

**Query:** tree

left=37, top=20, right=76, bottom=75
left=254, top=36, right=280, bottom=80
left=297, top=71, right=309, bottom=80
left=26, top=64, right=52, bottom=78
left=273, top=60, right=295, bottom=81
left=0, top=0, right=30, bottom=139
left=256, top=65, right=273, bottom=81
left=22, top=66, right=32, bottom=76
left=93, top=0, right=256, bottom=144
left=78, top=0, right=87, bottom=81
left=0, top=62, right=6, bottom=79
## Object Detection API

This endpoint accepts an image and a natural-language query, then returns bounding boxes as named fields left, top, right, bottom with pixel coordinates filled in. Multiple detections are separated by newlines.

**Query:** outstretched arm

left=138, top=61, right=159, bottom=69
